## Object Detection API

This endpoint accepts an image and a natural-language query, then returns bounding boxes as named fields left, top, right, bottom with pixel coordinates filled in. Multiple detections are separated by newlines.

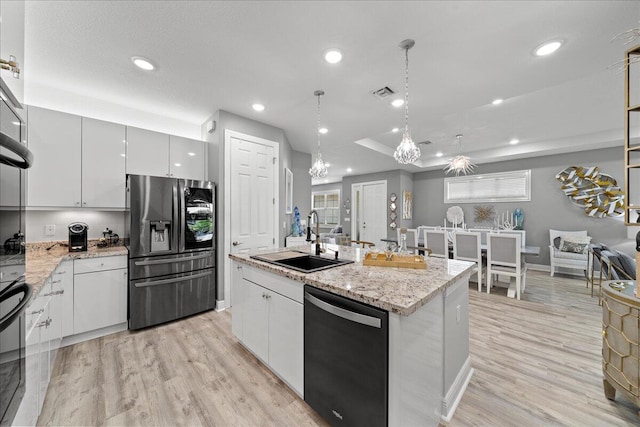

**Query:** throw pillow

left=559, top=235, right=592, bottom=254
left=553, top=236, right=561, bottom=249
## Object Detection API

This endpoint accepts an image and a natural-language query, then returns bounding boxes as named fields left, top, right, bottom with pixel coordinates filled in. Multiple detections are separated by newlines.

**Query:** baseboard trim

left=215, top=299, right=227, bottom=311
left=441, top=356, right=474, bottom=424
left=61, top=322, right=128, bottom=347
left=528, top=263, right=586, bottom=278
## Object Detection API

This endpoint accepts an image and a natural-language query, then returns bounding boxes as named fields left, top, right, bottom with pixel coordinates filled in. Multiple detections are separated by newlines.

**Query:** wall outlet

left=283, top=221, right=287, bottom=229
left=456, top=305, right=461, bottom=323
left=44, top=224, right=56, bottom=236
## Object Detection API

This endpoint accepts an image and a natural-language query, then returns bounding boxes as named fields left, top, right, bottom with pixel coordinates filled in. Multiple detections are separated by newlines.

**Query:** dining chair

left=452, top=231, right=483, bottom=291
left=496, top=229, right=526, bottom=247
left=487, top=233, right=527, bottom=300
left=467, top=228, right=492, bottom=245
left=397, top=228, right=419, bottom=254
left=424, top=229, right=448, bottom=258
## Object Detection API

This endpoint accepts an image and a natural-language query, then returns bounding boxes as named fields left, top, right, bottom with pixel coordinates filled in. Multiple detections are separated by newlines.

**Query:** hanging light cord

left=404, top=46, right=410, bottom=135
left=316, top=92, right=322, bottom=152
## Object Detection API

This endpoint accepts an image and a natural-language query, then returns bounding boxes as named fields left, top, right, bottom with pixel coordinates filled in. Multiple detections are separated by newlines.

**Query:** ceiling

left=22, top=1, right=640, bottom=184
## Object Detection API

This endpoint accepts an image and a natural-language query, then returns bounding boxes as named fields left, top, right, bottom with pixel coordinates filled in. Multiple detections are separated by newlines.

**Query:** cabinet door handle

left=52, top=280, right=61, bottom=284
left=43, top=290, right=64, bottom=296
left=30, top=308, right=44, bottom=315
left=232, top=241, right=243, bottom=246
left=55, top=271, right=67, bottom=275
left=36, top=318, right=51, bottom=328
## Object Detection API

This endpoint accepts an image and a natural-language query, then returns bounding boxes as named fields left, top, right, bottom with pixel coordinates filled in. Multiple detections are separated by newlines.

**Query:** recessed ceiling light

left=131, top=56, right=156, bottom=71
left=492, top=98, right=503, bottom=105
left=319, top=127, right=328, bottom=134
left=347, top=168, right=352, bottom=173
left=325, top=163, right=331, bottom=167
left=252, top=103, right=265, bottom=112
left=174, top=163, right=181, bottom=167
left=392, top=127, right=399, bottom=133
left=324, top=49, right=343, bottom=64
left=324, top=179, right=329, bottom=183
left=391, top=99, right=404, bottom=108
left=187, top=152, right=196, bottom=156
left=509, top=139, right=519, bottom=145
left=534, top=40, right=563, bottom=56
left=436, top=152, right=443, bottom=157
left=11, top=121, right=20, bottom=126
left=120, top=153, right=126, bottom=157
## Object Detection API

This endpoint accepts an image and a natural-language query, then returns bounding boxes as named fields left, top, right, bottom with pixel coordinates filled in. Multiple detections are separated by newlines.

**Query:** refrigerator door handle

left=133, top=270, right=213, bottom=288
left=304, top=291, right=381, bottom=328
left=133, top=252, right=211, bottom=266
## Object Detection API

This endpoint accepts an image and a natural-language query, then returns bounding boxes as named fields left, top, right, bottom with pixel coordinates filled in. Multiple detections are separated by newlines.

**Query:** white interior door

left=353, top=181, right=387, bottom=247
left=224, top=131, right=279, bottom=309
left=230, top=136, right=275, bottom=253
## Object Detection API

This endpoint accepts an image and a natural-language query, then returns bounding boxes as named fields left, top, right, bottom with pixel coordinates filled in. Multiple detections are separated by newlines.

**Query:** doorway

left=351, top=180, right=387, bottom=247
left=224, top=130, right=279, bottom=309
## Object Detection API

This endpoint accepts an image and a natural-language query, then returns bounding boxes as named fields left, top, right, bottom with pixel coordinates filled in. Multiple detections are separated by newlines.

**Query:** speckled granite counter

left=25, top=241, right=127, bottom=297
left=229, top=244, right=474, bottom=316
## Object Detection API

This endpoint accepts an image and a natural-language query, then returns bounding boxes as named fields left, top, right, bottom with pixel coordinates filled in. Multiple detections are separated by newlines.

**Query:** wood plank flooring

left=39, top=271, right=639, bottom=426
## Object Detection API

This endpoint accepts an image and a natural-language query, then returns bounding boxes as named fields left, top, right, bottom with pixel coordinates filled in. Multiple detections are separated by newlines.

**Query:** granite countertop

left=229, top=244, right=474, bottom=316
left=26, top=240, right=128, bottom=297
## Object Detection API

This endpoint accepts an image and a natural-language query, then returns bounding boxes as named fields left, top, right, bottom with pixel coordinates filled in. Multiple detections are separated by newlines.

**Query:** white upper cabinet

left=27, top=106, right=82, bottom=207
left=170, top=135, right=205, bottom=181
left=127, top=127, right=205, bottom=180
left=126, top=126, right=170, bottom=177
left=82, top=117, right=126, bottom=208
left=0, top=0, right=25, bottom=106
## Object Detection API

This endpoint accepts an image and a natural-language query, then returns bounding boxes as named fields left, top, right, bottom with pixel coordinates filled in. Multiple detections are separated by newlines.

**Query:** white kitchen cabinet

left=73, top=257, right=127, bottom=335
left=81, top=117, right=126, bottom=208
left=0, top=0, right=25, bottom=106
left=27, top=106, right=82, bottom=207
left=231, top=264, right=304, bottom=395
left=126, top=126, right=170, bottom=177
left=52, top=260, right=74, bottom=337
left=14, top=279, right=53, bottom=426
left=170, top=135, right=205, bottom=181
left=267, top=290, right=303, bottom=394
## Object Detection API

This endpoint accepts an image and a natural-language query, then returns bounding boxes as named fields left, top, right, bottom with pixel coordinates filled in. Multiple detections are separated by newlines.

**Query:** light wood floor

left=39, top=271, right=639, bottom=426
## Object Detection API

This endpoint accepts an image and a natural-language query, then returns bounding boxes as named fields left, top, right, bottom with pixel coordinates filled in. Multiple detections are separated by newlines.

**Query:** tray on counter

left=363, top=252, right=427, bottom=269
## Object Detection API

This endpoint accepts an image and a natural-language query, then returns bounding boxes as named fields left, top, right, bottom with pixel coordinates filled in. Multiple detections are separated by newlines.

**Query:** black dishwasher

left=304, top=285, right=388, bottom=427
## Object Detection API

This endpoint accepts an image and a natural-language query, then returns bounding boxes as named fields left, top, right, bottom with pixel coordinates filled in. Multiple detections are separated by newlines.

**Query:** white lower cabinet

left=231, top=262, right=303, bottom=395
left=73, top=257, right=127, bottom=335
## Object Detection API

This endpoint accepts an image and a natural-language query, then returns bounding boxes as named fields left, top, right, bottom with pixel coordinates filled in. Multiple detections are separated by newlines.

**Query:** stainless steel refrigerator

left=126, top=174, right=216, bottom=329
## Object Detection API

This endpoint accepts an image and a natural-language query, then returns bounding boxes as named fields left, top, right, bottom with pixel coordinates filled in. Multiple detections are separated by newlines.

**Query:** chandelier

left=309, top=90, right=329, bottom=178
left=444, top=134, right=475, bottom=175
left=394, top=39, right=421, bottom=165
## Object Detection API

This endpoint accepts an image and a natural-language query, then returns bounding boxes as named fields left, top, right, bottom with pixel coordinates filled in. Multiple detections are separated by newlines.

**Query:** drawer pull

left=36, top=318, right=51, bottom=328
left=55, top=271, right=67, bottom=274
left=43, top=290, right=64, bottom=296
left=134, top=252, right=211, bottom=266
left=602, top=330, right=607, bottom=338
left=30, top=308, right=44, bottom=315
left=52, top=280, right=61, bottom=284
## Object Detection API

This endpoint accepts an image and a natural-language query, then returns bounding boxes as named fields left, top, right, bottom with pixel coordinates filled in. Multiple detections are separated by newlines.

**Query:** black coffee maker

left=68, top=222, right=88, bottom=252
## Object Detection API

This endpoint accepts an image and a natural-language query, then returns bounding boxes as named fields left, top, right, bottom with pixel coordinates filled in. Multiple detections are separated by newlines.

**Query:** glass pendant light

left=444, top=134, right=475, bottom=175
left=394, top=39, right=421, bottom=165
left=309, top=90, right=329, bottom=178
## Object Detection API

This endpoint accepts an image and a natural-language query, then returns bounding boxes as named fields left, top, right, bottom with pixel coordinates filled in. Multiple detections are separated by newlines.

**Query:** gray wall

left=413, top=147, right=629, bottom=266
left=290, top=150, right=312, bottom=231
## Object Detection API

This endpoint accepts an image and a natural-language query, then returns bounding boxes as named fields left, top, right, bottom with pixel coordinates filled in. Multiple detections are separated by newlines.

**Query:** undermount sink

left=251, top=250, right=353, bottom=273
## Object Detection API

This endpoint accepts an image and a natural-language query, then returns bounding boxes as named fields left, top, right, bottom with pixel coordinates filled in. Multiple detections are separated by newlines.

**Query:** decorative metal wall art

left=555, top=166, right=624, bottom=218
left=474, top=205, right=495, bottom=223
left=402, top=191, right=413, bottom=220
left=389, top=193, right=397, bottom=229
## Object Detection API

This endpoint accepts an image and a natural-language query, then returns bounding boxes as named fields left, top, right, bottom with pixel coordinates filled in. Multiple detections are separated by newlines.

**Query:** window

left=444, top=170, right=531, bottom=203
left=311, top=190, right=340, bottom=226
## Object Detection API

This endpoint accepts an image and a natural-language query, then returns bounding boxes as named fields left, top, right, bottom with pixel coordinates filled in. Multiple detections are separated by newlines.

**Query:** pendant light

left=393, top=39, right=421, bottom=165
left=444, top=134, right=475, bottom=175
left=309, top=90, right=329, bottom=178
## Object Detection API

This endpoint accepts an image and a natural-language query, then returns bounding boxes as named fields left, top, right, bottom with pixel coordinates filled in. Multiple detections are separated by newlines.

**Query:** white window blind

left=444, top=170, right=531, bottom=203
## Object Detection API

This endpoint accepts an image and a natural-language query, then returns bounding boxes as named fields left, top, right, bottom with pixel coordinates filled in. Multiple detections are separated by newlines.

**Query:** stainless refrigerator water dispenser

left=150, top=220, right=171, bottom=252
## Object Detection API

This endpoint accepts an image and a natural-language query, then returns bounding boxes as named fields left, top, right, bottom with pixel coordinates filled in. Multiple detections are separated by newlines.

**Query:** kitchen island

left=229, top=244, right=474, bottom=426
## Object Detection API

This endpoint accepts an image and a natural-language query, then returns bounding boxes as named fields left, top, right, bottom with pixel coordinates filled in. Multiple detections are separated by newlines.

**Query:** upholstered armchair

left=549, top=229, right=590, bottom=277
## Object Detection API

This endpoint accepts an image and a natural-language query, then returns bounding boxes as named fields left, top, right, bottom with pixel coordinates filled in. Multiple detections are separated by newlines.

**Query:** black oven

left=0, top=89, right=33, bottom=426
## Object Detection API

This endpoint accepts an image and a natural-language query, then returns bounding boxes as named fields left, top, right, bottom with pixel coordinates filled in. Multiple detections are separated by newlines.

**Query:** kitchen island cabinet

left=230, top=245, right=474, bottom=426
